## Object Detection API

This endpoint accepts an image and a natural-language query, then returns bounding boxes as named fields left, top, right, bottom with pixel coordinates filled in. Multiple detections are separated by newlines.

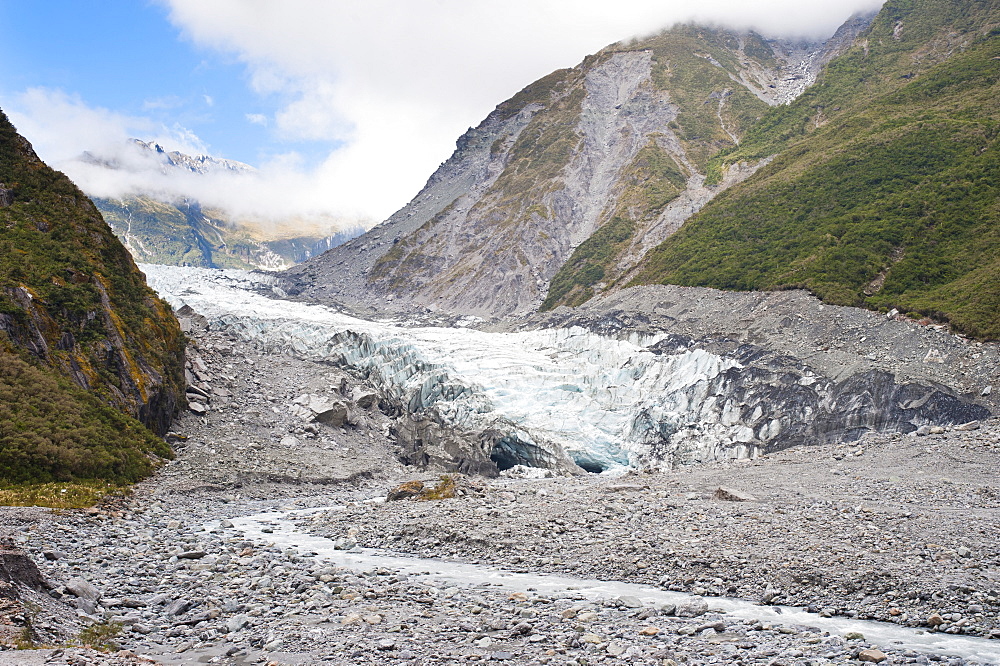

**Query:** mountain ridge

left=81, top=140, right=362, bottom=271
left=284, top=15, right=873, bottom=317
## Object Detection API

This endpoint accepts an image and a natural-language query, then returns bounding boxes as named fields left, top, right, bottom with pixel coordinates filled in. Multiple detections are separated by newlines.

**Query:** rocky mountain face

left=82, top=140, right=361, bottom=271
left=0, top=110, right=184, bottom=482
left=284, top=15, right=873, bottom=317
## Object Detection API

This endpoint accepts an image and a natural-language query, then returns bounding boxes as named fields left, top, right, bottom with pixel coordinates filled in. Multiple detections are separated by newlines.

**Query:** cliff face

left=0, top=110, right=185, bottom=436
left=285, top=17, right=872, bottom=318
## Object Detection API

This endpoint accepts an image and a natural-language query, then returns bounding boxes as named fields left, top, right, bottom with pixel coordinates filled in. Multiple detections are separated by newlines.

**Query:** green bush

left=0, top=351, right=172, bottom=484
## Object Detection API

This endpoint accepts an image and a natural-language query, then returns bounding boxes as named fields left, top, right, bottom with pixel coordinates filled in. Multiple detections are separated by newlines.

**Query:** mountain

left=83, top=140, right=362, bottom=271
left=0, top=111, right=184, bottom=484
left=284, top=14, right=872, bottom=316
left=287, top=0, right=998, bottom=341
left=94, top=194, right=360, bottom=271
left=632, top=0, right=1000, bottom=339
left=122, top=139, right=255, bottom=176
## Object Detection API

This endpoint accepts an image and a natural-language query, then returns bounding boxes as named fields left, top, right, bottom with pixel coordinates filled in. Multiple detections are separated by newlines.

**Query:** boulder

left=387, top=480, right=425, bottom=501
left=858, top=648, right=887, bottom=663
left=64, top=577, right=101, bottom=602
left=314, top=402, right=349, bottom=427
left=675, top=597, right=708, bottom=617
left=353, top=388, right=379, bottom=409
left=712, top=486, right=756, bottom=502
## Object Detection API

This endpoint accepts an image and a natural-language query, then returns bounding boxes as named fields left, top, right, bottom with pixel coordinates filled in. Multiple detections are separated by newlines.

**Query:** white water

left=143, top=264, right=764, bottom=471
left=227, top=507, right=1000, bottom=664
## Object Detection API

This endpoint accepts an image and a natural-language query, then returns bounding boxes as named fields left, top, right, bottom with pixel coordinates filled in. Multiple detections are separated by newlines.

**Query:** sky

left=0, top=0, right=884, bottom=230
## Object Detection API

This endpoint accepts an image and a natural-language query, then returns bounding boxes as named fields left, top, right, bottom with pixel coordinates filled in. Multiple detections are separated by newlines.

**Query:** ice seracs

left=144, top=265, right=989, bottom=474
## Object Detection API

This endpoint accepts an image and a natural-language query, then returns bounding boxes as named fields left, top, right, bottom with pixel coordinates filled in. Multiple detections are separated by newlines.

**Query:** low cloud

left=3, top=88, right=374, bottom=231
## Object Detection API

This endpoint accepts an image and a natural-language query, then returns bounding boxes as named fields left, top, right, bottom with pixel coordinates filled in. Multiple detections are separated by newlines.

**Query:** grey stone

left=353, top=389, right=379, bottom=409
left=617, top=595, right=643, bottom=608
left=227, top=614, right=250, bottom=632
left=712, top=486, right=756, bottom=502
left=65, top=577, right=101, bottom=602
left=675, top=597, right=709, bottom=617
left=165, top=598, right=192, bottom=616
left=314, top=402, right=349, bottom=427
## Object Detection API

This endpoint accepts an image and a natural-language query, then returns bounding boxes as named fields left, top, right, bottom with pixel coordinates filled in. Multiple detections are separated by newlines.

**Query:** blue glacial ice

left=142, top=265, right=762, bottom=473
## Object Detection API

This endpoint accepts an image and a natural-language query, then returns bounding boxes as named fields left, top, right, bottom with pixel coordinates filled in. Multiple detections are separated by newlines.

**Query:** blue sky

left=0, top=1, right=328, bottom=167
left=0, top=0, right=884, bottom=226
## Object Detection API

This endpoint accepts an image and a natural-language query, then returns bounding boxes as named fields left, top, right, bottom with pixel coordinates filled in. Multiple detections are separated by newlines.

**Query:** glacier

left=143, top=265, right=988, bottom=475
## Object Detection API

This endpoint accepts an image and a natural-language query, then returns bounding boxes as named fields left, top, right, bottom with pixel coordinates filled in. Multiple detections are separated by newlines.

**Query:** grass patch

left=418, top=475, right=458, bottom=500
left=0, top=481, right=123, bottom=508
left=76, top=621, right=122, bottom=652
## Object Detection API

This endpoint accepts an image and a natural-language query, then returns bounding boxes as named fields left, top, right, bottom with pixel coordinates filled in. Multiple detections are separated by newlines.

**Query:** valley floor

left=1, top=324, right=999, bottom=665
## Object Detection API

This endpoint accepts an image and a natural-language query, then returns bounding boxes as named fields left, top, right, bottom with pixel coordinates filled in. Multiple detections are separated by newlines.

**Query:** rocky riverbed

left=0, top=311, right=998, bottom=665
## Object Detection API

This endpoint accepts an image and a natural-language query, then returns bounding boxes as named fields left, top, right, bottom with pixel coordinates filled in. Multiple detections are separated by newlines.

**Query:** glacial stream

left=228, top=507, right=1000, bottom=663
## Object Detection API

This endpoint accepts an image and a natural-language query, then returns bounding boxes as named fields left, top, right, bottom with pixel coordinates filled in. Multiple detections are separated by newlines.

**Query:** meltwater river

left=226, top=506, right=1000, bottom=663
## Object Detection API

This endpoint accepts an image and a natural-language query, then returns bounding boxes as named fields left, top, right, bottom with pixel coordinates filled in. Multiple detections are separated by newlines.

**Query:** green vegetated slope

left=0, top=110, right=184, bottom=486
left=540, top=26, right=777, bottom=310
left=633, top=0, right=1000, bottom=339
left=94, top=195, right=356, bottom=270
left=636, top=25, right=778, bottom=171
left=0, top=353, right=169, bottom=484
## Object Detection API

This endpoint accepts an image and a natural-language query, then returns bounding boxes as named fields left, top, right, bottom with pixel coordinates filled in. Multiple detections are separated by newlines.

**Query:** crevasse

left=143, top=265, right=757, bottom=472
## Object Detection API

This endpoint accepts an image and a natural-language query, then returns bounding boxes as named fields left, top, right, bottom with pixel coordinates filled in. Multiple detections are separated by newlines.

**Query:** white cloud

left=156, top=0, right=884, bottom=221
left=8, top=1, right=886, bottom=228
left=1, top=87, right=371, bottom=230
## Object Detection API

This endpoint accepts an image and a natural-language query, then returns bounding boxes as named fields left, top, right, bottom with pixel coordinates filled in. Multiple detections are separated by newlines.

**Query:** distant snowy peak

left=129, top=138, right=256, bottom=176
